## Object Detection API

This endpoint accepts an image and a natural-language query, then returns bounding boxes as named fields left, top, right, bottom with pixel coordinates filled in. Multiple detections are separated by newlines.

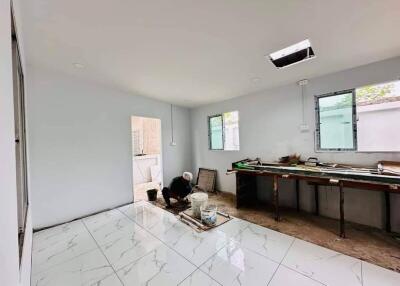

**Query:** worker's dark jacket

left=169, top=176, right=192, bottom=198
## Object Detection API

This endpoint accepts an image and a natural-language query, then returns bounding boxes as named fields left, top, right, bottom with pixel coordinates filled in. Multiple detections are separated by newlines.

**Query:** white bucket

left=201, top=204, right=217, bottom=226
left=190, top=192, right=208, bottom=219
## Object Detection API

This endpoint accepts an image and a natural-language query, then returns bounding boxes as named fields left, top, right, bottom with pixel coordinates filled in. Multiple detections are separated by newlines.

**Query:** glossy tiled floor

left=31, top=201, right=400, bottom=286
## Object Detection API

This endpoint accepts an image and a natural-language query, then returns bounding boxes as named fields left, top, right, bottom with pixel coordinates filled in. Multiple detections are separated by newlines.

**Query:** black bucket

left=146, top=189, right=158, bottom=201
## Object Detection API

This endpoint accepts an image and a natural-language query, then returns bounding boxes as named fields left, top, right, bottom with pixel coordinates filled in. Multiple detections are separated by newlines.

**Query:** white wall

left=27, top=67, right=192, bottom=229
left=191, top=56, right=400, bottom=232
left=0, top=0, right=32, bottom=285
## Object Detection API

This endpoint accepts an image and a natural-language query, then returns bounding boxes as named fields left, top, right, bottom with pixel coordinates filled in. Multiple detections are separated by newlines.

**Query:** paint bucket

left=190, top=192, right=208, bottom=218
left=146, top=189, right=158, bottom=201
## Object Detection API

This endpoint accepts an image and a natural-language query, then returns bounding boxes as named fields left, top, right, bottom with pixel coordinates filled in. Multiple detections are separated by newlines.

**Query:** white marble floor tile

left=83, top=209, right=126, bottom=231
left=144, top=211, right=184, bottom=236
left=116, top=244, right=196, bottom=286
left=171, top=228, right=233, bottom=267
left=120, top=202, right=162, bottom=228
left=32, top=203, right=400, bottom=286
left=200, top=241, right=279, bottom=286
left=362, top=261, right=400, bottom=286
left=33, top=220, right=88, bottom=251
left=282, top=239, right=362, bottom=286
left=100, top=225, right=163, bottom=270
left=179, top=269, right=221, bottom=286
left=31, top=249, right=114, bottom=286
left=32, top=221, right=98, bottom=274
left=89, top=273, right=123, bottom=286
left=210, top=218, right=250, bottom=240
left=148, top=215, right=193, bottom=245
left=83, top=216, right=142, bottom=246
left=268, top=265, right=324, bottom=286
left=233, top=222, right=294, bottom=263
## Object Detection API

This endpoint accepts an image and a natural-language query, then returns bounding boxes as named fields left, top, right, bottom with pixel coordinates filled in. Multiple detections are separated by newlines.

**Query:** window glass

left=223, top=111, right=239, bottom=150
left=209, top=111, right=240, bottom=150
left=209, top=115, right=223, bottom=150
left=317, top=91, right=355, bottom=150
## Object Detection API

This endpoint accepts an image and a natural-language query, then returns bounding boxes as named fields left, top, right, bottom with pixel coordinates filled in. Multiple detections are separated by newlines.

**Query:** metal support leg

left=339, top=182, right=345, bottom=238
left=385, top=191, right=391, bottom=233
left=314, top=184, right=319, bottom=216
left=273, top=175, right=280, bottom=221
left=296, top=179, right=300, bottom=212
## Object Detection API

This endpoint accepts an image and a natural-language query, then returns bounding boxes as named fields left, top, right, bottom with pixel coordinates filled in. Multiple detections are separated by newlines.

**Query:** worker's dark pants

left=162, top=187, right=172, bottom=206
left=162, top=187, right=190, bottom=206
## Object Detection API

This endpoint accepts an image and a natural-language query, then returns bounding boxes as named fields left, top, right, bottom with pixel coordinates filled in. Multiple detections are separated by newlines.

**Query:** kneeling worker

left=162, top=172, right=193, bottom=208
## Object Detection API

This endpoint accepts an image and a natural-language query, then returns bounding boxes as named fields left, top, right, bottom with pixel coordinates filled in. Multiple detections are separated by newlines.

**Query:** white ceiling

left=22, top=0, right=400, bottom=107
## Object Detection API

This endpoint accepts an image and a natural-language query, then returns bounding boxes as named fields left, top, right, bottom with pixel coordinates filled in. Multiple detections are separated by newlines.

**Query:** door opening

left=131, top=116, right=163, bottom=202
left=11, top=6, right=28, bottom=263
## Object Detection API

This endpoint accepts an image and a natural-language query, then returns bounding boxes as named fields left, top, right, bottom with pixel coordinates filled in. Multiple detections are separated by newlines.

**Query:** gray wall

left=191, top=56, right=400, bottom=232
left=27, top=67, right=193, bottom=229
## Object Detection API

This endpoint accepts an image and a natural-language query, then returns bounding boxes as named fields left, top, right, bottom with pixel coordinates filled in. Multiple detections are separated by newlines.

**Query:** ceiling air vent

left=268, top=39, right=315, bottom=69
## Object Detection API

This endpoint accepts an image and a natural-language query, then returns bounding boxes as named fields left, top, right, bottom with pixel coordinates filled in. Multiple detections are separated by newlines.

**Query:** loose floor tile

left=233, top=222, right=294, bottom=263
left=179, top=269, right=221, bottom=286
left=31, top=249, right=114, bottom=286
left=362, top=261, right=400, bottom=286
left=200, top=241, right=279, bottom=286
left=282, top=239, right=362, bottom=286
left=116, top=244, right=196, bottom=286
left=268, top=265, right=324, bottom=286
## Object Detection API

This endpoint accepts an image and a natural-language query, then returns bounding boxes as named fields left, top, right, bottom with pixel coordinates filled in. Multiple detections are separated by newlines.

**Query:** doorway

left=12, top=7, right=28, bottom=262
left=131, top=116, right=163, bottom=202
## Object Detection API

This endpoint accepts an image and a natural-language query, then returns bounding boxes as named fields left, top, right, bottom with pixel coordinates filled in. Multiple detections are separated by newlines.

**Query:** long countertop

left=231, top=163, right=400, bottom=186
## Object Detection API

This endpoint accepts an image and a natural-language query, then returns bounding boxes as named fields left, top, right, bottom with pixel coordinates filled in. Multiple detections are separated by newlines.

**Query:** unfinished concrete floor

left=208, top=192, right=400, bottom=273
left=154, top=191, right=400, bottom=273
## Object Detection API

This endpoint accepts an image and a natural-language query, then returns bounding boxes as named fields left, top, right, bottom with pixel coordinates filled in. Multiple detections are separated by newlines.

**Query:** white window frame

left=208, top=111, right=239, bottom=151
left=315, top=89, right=358, bottom=152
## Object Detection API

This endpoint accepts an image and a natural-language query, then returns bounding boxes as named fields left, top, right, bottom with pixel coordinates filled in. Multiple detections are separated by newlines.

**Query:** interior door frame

left=130, top=116, right=164, bottom=201
left=11, top=4, right=29, bottom=264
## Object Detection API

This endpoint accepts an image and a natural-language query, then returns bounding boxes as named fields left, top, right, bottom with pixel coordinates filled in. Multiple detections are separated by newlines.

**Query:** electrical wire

left=301, top=83, right=305, bottom=124
left=170, top=104, right=174, bottom=143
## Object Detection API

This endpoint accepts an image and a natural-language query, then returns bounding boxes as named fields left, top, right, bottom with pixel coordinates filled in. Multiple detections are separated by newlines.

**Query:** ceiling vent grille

left=269, top=39, right=315, bottom=69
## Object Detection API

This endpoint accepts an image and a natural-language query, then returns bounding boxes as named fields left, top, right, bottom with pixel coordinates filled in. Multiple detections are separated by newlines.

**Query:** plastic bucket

left=201, top=204, right=217, bottom=226
left=190, top=192, right=208, bottom=218
left=146, top=189, right=158, bottom=201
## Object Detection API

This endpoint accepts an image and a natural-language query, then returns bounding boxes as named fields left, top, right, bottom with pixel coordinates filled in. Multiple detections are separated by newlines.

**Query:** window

left=315, top=90, right=357, bottom=151
left=315, top=80, right=400, bottom=152
left=208, top=111, right=239, bottom=151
